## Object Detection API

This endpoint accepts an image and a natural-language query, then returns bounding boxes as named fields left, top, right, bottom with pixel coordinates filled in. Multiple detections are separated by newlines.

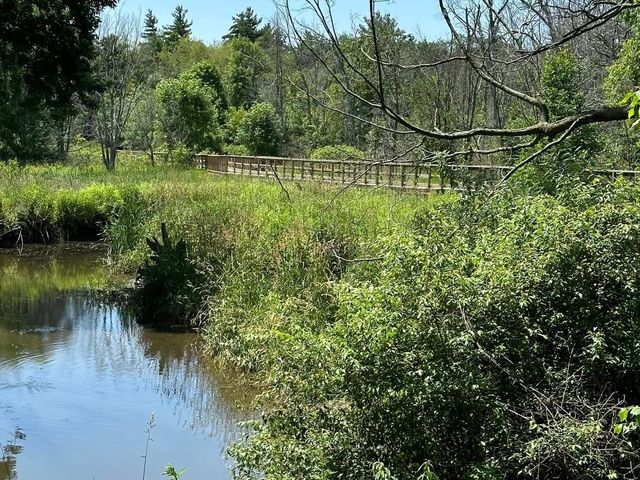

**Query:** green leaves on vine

left=613, top=406, right=640, bottom=435
left=622, top=90, right=640, bottom=129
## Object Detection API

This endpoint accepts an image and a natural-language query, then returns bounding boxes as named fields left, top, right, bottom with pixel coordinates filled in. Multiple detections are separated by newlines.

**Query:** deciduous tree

left=93, top=12, right=154, bottom=170
left=0, top=0, right=117, bottom=161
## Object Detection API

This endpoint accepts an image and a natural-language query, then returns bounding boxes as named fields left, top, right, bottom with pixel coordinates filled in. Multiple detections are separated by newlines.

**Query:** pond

left=0, top=243, right=252, bottom=480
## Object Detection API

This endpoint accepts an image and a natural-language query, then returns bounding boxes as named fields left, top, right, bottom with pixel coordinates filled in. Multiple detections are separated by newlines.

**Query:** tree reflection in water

left=0, top=428, right=25, bottom=480
left=0, top=244, right=254, bottom=479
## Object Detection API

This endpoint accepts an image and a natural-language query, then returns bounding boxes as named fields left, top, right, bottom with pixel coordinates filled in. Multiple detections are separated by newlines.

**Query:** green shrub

left=520, top=50, right=600, bottom=193
left=236, top=102, right=282, bottom=156
left=133, top=223, right=205, bottom=327
left=156, top=77, right=222, bottom=154
left=224, top=143, right=251, bottom=156
left=220, top=181, right=640, bottom=480
left=310, top=144, right=367, bottom=160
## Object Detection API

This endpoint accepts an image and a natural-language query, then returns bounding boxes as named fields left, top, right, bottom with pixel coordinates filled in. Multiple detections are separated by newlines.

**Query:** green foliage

left=541, top=50, right=585, bottom=119
left=157, top=38, right=217, bottom=78
left=142, top=9, right=159, bottom=41
left=236, top=103, right=282, bottom=155
left=525, top=50, right=600, bottom=191
left=126, top=90, right=160, bottom=160
left=134, top=223, right=204, bottom=326
left=156, top=77, right=221, bottom=155
left=142, top=9, right=163, bottom=54
left=163, top=464, right=186, bottom=480
left=223, top=7, right=265, bottom=43
left=0, top=166, right=129, bottom=242
left=7, top=159, right=640, bottom=479
left=614, top=406, right=640, bottom=435
left=156, top=61, right=232, bottom=156
left=181, top=61, right=228, bottom=121
left=0, top=0, right=116, bottom=162
left=224, top=143, right=251, bottom=156
left=605, top=10, right=640, bottom=102
left=622, top=90, right=640, bottom=129
left=224, top=38, right=267, bottom=109
left=310, top=145, right=367, bottom=160
left=222, top=107, right=247, bottom=144
left=211, top=181, right=640, bottom=480
left=163, top=5, right=193, bottom=48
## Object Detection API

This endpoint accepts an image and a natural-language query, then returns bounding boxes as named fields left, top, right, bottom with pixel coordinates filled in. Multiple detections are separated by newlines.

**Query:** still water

left=0, top=244, right=251, bottom=480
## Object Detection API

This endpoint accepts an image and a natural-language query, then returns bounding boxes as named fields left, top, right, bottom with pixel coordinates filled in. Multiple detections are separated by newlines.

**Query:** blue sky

left=114, top=0, right=447, bottom=44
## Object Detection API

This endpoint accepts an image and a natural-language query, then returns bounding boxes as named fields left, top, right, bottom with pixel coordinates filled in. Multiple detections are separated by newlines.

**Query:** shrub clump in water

left=133, top=223, right=204, bottom=328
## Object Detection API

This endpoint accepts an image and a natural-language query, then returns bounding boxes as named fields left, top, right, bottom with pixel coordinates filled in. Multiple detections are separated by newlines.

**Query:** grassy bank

left=0, top=157, right=426, bottom=321
left=3, top=160, right=640, bottom=479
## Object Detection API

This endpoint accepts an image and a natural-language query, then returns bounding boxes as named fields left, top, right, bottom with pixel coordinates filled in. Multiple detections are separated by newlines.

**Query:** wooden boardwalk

left=196, top=154, right=640, bottom=192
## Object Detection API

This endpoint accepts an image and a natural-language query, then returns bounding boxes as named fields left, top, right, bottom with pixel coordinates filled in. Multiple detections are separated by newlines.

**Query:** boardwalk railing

left=195, top=154, right=640, bottom=192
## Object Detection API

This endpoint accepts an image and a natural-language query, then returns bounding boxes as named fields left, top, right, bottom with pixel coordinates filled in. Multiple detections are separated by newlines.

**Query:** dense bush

left=133, top=223, right=205, bottom=326
left=210, top=180, right=640, bottom=480
left=156, top=76, right=222, bottom=157
left=310, top=144, right=367, bottom=161
left=181, top=61, right=228, bottom=122
left=236, top=103, right=282, bottom=156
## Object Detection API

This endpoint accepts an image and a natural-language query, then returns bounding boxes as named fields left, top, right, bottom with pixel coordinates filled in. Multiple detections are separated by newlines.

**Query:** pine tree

left=142, top=9, right=163, bottom=53
left=142, top=9, right=159, bottom=40
left=223, top=7, right=263, bottom=43
left=163, top=5, right=193, bottom=46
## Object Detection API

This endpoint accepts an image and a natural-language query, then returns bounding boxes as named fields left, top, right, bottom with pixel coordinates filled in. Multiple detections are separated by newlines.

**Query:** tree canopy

left=0, top=0, right=117, bottom=161
left=163, top=5, right=193, bottom=46
left=223, top=7, right=264, bottom=43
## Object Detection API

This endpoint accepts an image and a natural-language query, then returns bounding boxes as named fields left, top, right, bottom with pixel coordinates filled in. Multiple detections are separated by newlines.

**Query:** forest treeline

left=1, top=1, right=639, bottom=173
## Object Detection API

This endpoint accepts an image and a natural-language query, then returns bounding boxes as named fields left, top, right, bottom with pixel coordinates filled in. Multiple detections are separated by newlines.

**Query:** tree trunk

left=102, top=143, right=118, bottom=170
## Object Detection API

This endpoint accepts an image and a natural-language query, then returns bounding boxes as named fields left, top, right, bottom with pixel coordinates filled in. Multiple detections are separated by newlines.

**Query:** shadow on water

left=0, top=243, right=254, bottom=480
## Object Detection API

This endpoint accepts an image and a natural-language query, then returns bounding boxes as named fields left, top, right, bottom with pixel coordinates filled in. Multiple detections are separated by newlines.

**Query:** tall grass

left=0, top=157, right=430, bottom=307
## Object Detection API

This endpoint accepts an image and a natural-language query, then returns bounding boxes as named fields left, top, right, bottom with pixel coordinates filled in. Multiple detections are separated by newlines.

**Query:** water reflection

left=0, top=428, right=24, bottom=480
left=0, top=244, right=252, bottom=480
